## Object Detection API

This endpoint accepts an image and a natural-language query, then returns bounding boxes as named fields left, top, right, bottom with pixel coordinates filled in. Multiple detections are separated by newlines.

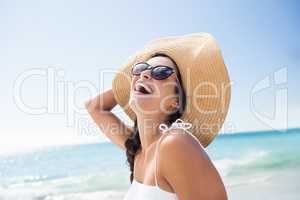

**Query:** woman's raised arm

left=85, top=89, right=133, bottom=151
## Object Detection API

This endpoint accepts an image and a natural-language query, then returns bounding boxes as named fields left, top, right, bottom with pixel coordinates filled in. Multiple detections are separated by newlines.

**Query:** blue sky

left=0, top=0, right=299, bottom=150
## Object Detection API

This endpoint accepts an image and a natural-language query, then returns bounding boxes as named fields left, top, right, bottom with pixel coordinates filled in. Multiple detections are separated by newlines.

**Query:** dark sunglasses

left=131, top=62, right=175, bottom=80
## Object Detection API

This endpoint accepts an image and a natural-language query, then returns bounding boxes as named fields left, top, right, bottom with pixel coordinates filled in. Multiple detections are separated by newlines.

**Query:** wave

left=213, top=150, right=269, bottom=177
left=0, top=186, right=126, bottom=200
left=213, top=148, right=300, bottom=178
left=42, top=190, right=125, bottom=200
left=226, top=174, right=273, bottom=188
left=0, top=171, right=129, bottom=200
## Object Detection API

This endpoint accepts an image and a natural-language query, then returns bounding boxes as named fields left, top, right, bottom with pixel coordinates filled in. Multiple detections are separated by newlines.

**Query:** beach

left=0, top=128, right=299, bottom=200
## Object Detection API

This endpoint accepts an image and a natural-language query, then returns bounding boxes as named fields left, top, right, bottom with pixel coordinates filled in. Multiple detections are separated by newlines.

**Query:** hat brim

left=112, top=32, right=231, bottom=147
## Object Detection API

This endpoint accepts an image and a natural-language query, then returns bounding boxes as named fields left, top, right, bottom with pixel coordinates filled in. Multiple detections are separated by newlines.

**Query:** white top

left=123, top=118, right=193, bottom=200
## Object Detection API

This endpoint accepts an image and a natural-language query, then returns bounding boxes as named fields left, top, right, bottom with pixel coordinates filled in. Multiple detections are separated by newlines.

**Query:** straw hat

left=112, top=32, right=231, bottom=147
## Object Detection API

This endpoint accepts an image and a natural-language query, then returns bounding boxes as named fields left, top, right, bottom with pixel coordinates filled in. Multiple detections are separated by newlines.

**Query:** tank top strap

left=154, top=118, right=193, bottom=187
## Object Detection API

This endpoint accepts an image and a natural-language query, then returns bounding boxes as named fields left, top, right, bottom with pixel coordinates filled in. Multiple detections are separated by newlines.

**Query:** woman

left=85, top=33, right=231, bottom=200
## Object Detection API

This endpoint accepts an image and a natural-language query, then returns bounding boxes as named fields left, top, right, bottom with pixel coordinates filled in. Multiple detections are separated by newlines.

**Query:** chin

left=129, top=93, right=159, bottom=115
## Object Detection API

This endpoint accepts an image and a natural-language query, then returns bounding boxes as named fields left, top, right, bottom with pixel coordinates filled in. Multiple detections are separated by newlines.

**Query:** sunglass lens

left=132, top=63, right=149, bottom=75
left=152, top=66, right=173, bottom=80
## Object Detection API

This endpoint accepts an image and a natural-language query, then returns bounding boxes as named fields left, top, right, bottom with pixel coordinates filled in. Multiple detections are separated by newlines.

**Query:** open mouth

left=134, top=83, right=152, bottom=95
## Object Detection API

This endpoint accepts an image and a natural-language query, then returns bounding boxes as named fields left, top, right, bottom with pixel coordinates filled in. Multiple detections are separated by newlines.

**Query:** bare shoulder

left=159, top=129, right=209, bottom=161
left=158, top=129, right=227, bottom=200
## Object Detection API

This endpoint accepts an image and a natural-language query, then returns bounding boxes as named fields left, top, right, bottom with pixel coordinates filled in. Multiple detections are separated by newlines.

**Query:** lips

left=134, top=82, right=153, bottom=95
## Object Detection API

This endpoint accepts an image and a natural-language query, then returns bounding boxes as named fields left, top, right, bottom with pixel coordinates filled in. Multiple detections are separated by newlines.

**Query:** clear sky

left=1, top=0, right=299, bottom=151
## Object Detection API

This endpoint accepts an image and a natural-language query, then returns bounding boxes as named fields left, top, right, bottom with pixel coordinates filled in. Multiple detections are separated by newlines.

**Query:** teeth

left=135, top=83, right=152, bottom=94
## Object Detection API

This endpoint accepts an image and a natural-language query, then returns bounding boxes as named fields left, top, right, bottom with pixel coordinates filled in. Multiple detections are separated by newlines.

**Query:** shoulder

left=159, top=129, right=208, bottom=160
left=157, top=129, right=213, bottom=174
left=157, top=129, right=227, bottom=199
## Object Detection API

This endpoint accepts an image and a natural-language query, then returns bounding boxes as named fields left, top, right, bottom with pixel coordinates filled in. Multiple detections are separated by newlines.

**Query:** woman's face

left=129, top=56, right=180, bottom=118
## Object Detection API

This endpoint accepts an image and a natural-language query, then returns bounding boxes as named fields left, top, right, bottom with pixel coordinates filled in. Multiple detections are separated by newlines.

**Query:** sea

left=1, top=128, right=300, bottom=200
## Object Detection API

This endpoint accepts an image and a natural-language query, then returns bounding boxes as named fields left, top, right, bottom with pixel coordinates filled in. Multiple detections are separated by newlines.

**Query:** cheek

left=130, top=77, right=138, bottom=90
left=157, top=82, right=176, bottom=99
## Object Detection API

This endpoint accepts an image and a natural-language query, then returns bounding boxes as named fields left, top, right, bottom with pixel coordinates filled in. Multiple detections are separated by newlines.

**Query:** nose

left=140, top=69, right=152, bottom=80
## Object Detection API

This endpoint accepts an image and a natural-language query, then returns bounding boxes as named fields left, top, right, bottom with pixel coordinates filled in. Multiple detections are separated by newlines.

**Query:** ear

left=170, top=100, right=180, bottom=111
left=171, top=101, right=179, bottom=108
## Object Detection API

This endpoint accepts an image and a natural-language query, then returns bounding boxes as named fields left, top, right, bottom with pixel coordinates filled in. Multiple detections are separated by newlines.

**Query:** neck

left=136, top=115, right=166, bottom=155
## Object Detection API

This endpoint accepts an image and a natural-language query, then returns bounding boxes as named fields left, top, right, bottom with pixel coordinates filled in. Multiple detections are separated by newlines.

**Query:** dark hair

left=124, top=52, right=186, bottom=183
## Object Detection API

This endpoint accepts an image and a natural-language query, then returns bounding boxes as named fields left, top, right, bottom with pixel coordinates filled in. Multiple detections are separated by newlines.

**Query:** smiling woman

left=1, top=0, right=299, bottom=199
left=86, top=32, right=231, bottom=200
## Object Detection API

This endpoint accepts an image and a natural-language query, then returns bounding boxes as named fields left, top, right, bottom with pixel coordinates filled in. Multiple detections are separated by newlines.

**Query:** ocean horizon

left=1, top=128, right=300, bottom=200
